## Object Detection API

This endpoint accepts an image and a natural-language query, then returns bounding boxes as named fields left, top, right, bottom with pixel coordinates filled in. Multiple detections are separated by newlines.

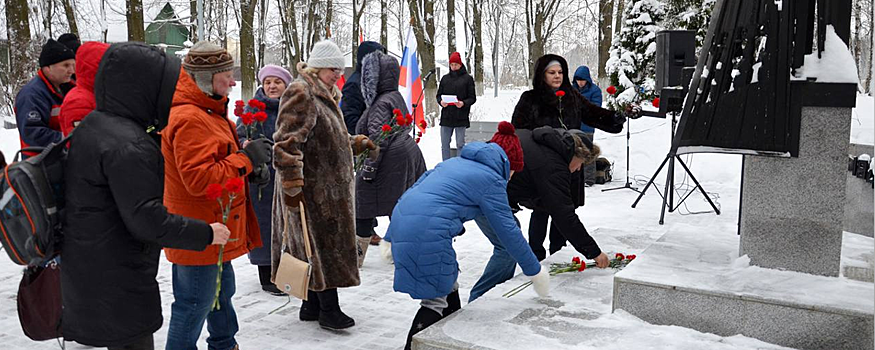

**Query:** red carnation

left=254, top=111, right=268, bottom=123
left=555, top=90, right=566, bottom=97
left=572, top=257, right=581, bottom=264
left=607, top=86, right=617, bottom=95
left=248, top=99, right=261, bottom=110
left=206, top=183, right=224, bottom=201
left=406, top=114, right=414, bottom=125
left=652, top=98, right=660, bottom=108
left=396, top=114, right=407, bottom=125
left=240, top=112, right=254, bottom=125
left=235, top=100, right=244, bottom=107
left=393, top=108, right=403, bottom=117
left=234, top=100, right=245, bottom=117
left=627, top=254, right=637, bottom=261
left=418, top=120, right=427, bottom=129
left=615, top=253, right=625, bottom=260
left=225, top=177, right=245, bottom=194
left=578, top=263, right=586, bottom=272
left=381, top=124, right=392, bottom=132
left=415, top=137, right=421, bottom=144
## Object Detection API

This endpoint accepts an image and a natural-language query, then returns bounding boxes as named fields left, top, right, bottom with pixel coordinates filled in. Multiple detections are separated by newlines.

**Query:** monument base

left=613, top=230, right=874, bottom=350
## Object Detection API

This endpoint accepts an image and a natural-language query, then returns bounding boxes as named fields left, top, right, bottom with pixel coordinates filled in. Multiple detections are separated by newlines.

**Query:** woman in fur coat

left=271, top=40, right=377, bottom=331
left=354, top=51, right=427, bottom=267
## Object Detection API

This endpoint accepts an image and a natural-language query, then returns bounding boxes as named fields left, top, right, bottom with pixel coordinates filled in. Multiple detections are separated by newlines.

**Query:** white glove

left=380, top=240, right=394, bottom=264
left=530, top=266, right=550, bottom=297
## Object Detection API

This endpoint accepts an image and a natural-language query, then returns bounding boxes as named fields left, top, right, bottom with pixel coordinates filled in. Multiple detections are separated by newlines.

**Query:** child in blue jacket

left=382, top=122, right=549, bottom=350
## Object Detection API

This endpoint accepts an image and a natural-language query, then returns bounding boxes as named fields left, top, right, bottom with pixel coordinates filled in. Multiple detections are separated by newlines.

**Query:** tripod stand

left=631, top=112, right=720, bottom=224
left=602, top=117, right=639, bottom=193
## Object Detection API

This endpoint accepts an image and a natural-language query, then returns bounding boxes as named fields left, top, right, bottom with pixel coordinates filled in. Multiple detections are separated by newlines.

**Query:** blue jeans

left=166, top=263, right=238, bottom=350
left=469, top=215, right=519, bottom=303
left=440, top=126, right=467, bottom=160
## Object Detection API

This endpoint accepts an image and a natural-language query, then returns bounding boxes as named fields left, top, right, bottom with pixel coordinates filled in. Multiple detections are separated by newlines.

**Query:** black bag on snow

left=595, top=157, right=612, bottom=185
left=0, top=135, right=71, bottom=266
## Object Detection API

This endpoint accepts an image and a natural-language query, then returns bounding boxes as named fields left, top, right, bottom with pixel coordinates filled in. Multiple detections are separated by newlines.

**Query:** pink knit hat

left=258, top=64, right=292, bottom=86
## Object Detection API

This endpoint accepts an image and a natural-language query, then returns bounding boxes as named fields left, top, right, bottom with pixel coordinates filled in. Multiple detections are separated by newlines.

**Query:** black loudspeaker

left=656, top=30, right=697, bottom=90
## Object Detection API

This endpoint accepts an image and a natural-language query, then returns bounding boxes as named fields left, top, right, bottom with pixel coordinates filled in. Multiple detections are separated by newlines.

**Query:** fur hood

left=360, top=51, right=401, bottom=108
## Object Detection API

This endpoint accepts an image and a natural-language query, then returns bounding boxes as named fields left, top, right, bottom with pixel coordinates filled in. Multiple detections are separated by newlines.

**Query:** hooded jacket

left=60, top=42, right=110, bottom=136
left=573, top=65, right=602, bottom=134
left=341, top=41, right=386, bottom=133
left=62, top=42, right=212, bottom=347
left=354, top=51, right=426, bottom=219
left=15, top=70, right=66, bottom=155
left=385, top=142, right=541, bottom=299
left=507, top=127, right=603, bottom=259
left=435, top=64, right=476, bottom=128
left=161, top=69, right=261, bottom=266
left=512, top=54, right=622, bottom=134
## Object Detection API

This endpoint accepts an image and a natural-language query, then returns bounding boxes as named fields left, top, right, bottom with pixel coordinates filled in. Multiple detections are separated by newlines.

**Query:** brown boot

left=356, top=236, right=370, bottom=268
left=369, top=233, right=382, bottom=246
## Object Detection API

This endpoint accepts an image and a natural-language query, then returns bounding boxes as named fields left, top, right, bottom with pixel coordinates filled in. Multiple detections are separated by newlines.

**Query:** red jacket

left=60, top=42, right=110, bottom=136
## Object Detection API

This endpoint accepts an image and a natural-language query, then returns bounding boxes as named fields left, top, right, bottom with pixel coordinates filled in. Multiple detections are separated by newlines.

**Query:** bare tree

left=3, top=0, right=33, bottom=120
left=524, top=0, right=563, bottom=80
left=277, top=0, right=302, bottom=73
left=472, top=0, right=484, bottom=94
left=380, top=0, right=388, bottom=46
left=326, top=0, right=333, bottom=37
left=61, top=0, right=79, bottom=37
left=127, top=0, right=145, bottom=41
left=408, top=0, right=437, bottom=117
left=597, top=0, right=613, bottom=87
left=447, top=0, right=456, bottom=54
left=352, top=0, right=368, bottom=68
left=240, top=0, right=258, bottom=100
left=615, top=0, right=625, bottom=34
left=190, top=0, right=199, bottom=41
left=257, top=0, right=269, bottom=69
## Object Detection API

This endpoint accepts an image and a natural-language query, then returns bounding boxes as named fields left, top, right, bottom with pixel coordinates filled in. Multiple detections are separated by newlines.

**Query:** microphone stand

left=602, top=116, right=639, bottom=193
left=411, top=69, right=436, bottom=140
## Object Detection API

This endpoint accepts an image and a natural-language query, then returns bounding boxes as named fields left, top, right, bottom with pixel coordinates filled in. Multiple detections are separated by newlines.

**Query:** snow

left=0, top=87, right=871, bottom=349
left=852, top=94, right=874, bottom=145
left=792, top=25, right=860, bottom=84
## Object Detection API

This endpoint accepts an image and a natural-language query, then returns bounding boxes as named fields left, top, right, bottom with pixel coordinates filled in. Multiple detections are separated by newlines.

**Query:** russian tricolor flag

left=398, top=28, right=425, bottom=134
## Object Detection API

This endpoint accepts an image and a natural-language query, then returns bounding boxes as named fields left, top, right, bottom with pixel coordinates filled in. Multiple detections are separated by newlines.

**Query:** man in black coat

left=469, top=126, right=610, bottom=299
left=62, top=42, right=230, bottom=350
left=436, top=52, right=476, bottom=160
left=342, top=41, right=386, bottom=134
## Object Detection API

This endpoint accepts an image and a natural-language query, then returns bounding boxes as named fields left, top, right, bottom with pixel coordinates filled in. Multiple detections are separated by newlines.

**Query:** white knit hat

left=307, top=40, right=345, bottom=69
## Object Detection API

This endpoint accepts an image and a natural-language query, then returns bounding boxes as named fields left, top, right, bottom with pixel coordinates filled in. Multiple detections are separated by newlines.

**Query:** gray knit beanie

left=307, top=40, right=345, bottom=69
left=183, top=41, right=235, bottom=94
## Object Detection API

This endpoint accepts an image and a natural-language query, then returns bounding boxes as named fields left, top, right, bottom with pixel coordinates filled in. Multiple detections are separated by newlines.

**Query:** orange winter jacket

left=161, top=69, right=262, bottom=266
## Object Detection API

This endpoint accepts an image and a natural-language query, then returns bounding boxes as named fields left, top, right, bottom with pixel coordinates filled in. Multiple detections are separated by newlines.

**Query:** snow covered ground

left=0, top=90, right=871, bottom=349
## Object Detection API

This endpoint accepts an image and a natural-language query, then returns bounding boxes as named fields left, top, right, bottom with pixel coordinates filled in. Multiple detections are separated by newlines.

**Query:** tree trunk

left=408, top=0, right=438, bottom=120
left=326, top=0, right=333, bottom=37
left=278, top=0, right=301, bottom=75
left=126, top=0, right=145, bottom=42
left=352, top=0, right=368, bottom=68
left=240, top=0, right=258, bottom=100
left=190, top=0, right=198, bottom=41
left=44, top=0, right=54, bottom=38
left=3, top=0, right=32, bottom=119
left=448, top=0, right=456, bottom=55
left=258, top=0, right=268, bottom=70
left=597, top=0, right=614, bottom=87
left=61, top=0, right=79, bottom=37
left=492, top=0, right=501, bottom=97
left=615, top=0, right=625, bottom=35
left=472, top=0, right=484, bottom=95
left=380, top=0, right=388, bottom=47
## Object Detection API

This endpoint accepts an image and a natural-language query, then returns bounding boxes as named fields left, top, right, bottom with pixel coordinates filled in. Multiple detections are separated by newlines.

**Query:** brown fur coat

left=270, top=62, right=360, bottom=291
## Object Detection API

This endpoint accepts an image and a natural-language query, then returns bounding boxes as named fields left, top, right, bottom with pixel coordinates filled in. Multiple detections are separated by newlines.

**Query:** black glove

left=249, top=164, right=270, bottom=186
left=241, top=138, right=272, bottom=167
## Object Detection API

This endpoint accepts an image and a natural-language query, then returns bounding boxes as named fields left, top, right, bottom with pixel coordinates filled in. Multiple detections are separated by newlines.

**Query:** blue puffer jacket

left=385, top=142, right=541, bottom=299
left=573, top=66, right=602, bottom=133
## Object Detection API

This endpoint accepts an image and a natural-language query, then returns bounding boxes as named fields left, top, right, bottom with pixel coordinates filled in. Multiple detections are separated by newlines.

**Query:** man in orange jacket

left=162, top=41, right=271, bottom=350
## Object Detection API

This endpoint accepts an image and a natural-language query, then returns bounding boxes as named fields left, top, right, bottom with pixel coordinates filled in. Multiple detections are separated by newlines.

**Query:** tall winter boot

left=442, top=290, right=461, bottom=317
left=356, top=236, right=371, bottom=268
left=299, top=290, right=320, bottom=321
left=259, top=265, right=284, bottom=296
left=317, top=288, right=355, bottom=330
left=405, top=307, right=444, bottom=350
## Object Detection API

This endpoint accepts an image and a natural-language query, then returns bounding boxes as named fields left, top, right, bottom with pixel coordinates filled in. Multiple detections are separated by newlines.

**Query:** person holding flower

left=353, top=50, right=426, bottom=268
left=381, top=122, right=549, bottom=350
left=272, top=39, right=378, bottom=331
left=161, top=41, right=268, bottom=350
left=511, top=54, right=633, bottom=262
left=235, top=64, right=292, bottom=296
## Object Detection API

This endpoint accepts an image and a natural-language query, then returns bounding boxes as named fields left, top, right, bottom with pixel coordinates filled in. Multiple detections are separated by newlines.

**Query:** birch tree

left=240, top=0, right=258, bottom=100
left=127, top=0, right=145, bottom=42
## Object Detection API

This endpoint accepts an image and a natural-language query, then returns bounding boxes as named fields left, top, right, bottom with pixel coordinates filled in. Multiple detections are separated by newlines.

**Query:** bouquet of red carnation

left=235, top=99, right=269, bottom=140
left=354, top=108, right=414, bottom=172
left=502, top=253, right=637, bottom=298
left=206, top=178, right=244, bottom=310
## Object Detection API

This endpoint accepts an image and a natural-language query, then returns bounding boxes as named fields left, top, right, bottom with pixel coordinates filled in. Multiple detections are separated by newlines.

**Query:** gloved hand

left=360, top=163, right=377, bottom=182
left=530, top=266, right=550, bottom=297
left=282, top=180, right=304, bottom=208
left=249, top=164, right=270, bottom=186
left=379, top=240, right=393, bottom=264
left=621, top=104, right=643, bottom=120
left=241, top=138, right=272, bottom=167
left=351, top=135, right=379, bottom=158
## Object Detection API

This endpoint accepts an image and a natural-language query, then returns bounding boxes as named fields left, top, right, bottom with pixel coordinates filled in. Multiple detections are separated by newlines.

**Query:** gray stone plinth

left=740, top=106, right=853, bottom=276
left=843, top=143, right=874, bottom=237
left=614, top=229, right=874, bottom=350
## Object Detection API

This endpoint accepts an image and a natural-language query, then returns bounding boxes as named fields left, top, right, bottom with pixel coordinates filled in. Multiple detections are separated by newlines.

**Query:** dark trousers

left=528, top=211, right=567, bottom=261
left=355, top=218, right=378, bottom=238
left=107, top=334, right=154, bottom=350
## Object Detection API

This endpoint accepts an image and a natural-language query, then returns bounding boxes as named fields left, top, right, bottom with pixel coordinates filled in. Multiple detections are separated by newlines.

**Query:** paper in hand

left=441, top=95, right=459, bottom=104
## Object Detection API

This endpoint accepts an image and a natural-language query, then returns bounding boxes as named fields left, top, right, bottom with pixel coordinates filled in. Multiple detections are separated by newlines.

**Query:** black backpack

left=0, top=135, right=71, bottom=266
left=595, top=157, right=612, bottom=184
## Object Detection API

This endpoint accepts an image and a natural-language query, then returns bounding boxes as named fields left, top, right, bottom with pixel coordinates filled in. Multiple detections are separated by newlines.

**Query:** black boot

left=317, top=288, right=355, bottom=330
left=300, top=290, right=319, bottom=321
left=442, top=290, right=461, bottom=317
left=405, top=307, right=444, bottom=350
left=258, top=266, right=285, bottom=296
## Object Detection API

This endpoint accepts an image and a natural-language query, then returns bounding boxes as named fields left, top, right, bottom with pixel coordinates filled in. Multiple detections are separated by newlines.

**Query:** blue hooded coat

left=573, top=66, right=602, bottom=133
left=385, top=142, right=541, bottom=300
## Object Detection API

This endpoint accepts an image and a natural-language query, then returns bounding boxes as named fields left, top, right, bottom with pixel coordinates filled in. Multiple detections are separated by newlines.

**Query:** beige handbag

left=274, top=202, right=313, bottom=301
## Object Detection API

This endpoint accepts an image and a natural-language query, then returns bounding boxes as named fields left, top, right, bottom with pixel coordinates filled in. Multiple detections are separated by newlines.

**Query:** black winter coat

left=436, top=65, right=476, bottom=128
left=341, top=41, right=386, bottom=133
left=62, top=42, right=212, bottom=347
left=507, top=127, right=602, bottom=259
left=355, top=51, right=426, bottom=219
